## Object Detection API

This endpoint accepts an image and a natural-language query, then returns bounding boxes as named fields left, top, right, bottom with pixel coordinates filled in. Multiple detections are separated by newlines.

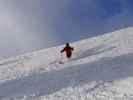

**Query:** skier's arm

left=71, top=47, right=74, bottom=51
left=61, top=48, right=65, bottom=53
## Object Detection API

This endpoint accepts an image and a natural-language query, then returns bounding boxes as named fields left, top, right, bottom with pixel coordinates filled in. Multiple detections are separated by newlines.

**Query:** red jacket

left=61, top=46, right=74, bottom=58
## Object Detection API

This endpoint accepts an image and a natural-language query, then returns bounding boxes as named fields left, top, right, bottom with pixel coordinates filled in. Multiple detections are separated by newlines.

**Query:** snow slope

left=0, top=27, right=133, bottom=100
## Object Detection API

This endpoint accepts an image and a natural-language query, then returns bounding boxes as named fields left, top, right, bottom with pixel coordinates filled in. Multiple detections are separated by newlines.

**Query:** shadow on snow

left=0, top=53, right=133, bottom=98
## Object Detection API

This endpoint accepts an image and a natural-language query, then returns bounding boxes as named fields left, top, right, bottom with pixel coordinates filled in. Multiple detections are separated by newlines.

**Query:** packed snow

left=0, top=27, right=133, bottom=100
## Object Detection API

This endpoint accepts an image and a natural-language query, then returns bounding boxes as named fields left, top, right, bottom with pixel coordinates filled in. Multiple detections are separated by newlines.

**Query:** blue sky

left=0, top=0, right=133, bottom=58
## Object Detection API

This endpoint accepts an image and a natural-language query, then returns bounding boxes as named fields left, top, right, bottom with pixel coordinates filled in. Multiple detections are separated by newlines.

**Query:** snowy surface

left=0, top=27, right=133, bottom=100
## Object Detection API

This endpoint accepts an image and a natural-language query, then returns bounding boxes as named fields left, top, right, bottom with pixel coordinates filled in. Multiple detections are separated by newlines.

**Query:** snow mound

left=0, top=27, right=133, bottom=100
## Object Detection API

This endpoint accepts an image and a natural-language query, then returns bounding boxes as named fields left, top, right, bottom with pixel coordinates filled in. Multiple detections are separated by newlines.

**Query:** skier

left=61, top=43, right=74, bottom=59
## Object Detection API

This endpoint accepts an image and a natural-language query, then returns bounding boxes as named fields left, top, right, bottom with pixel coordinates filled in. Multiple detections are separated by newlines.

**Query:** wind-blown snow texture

left=0, top=27, right=133, bottom=100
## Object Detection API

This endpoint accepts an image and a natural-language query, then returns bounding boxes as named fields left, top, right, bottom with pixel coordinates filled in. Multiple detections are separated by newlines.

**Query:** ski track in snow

left=0, top=27, right=133, bottom=100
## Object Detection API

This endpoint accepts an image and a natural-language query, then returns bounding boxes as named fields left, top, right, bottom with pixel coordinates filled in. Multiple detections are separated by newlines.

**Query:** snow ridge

left=0, top=27, right=133, bottom=100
